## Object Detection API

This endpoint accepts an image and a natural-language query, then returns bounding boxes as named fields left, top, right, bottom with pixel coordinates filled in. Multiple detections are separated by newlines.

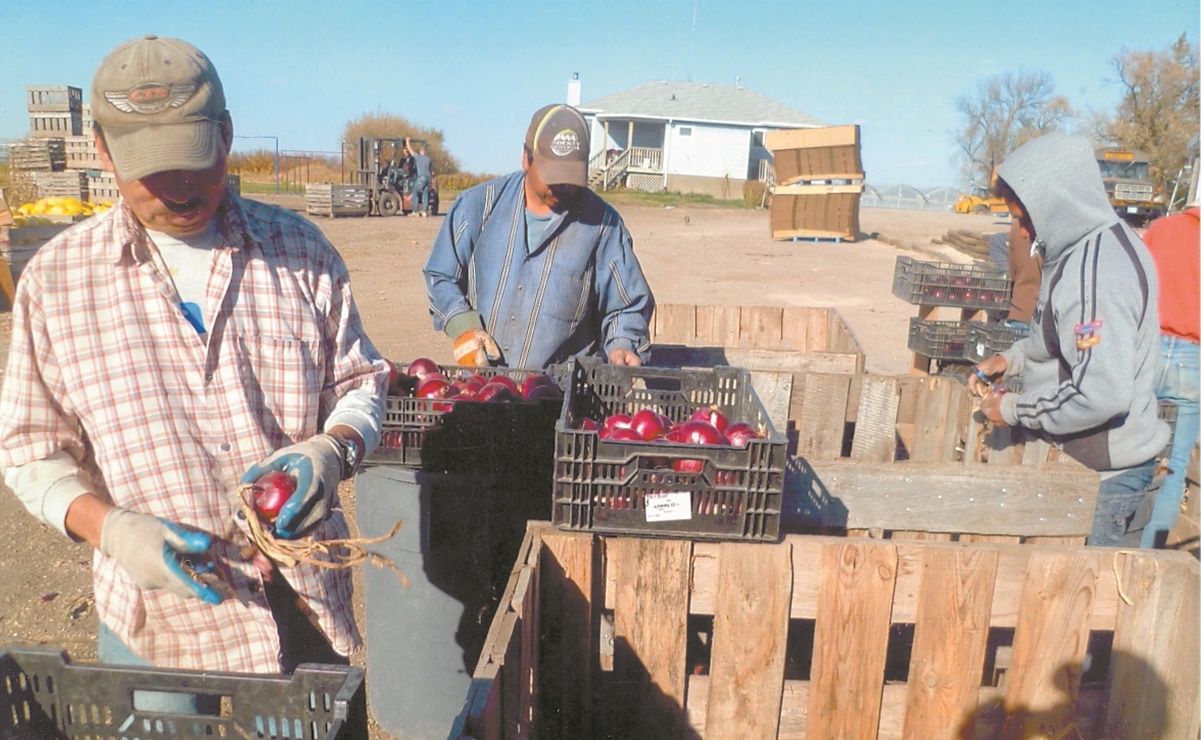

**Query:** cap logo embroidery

left=105, top=83, right=196, bottom=114
left=550, top=129, right=580, bottom=157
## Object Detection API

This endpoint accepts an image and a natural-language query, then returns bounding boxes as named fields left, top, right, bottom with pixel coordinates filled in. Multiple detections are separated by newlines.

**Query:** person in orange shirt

left=1140, top=204, right=1200, bottom=547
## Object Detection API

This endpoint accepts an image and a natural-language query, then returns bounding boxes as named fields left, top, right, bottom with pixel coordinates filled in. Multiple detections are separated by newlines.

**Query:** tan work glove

left=453, top=328, right=501, bottom=366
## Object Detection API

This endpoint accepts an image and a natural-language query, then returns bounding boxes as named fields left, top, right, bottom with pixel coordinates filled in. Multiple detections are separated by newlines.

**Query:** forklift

left=353, top=137, right=439, bottom=216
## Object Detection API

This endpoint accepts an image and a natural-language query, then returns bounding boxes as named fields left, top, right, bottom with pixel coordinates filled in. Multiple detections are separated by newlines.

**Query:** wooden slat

left=850, top=375, right=900, bottom=461
left=986, top=424, right=1024, bottom=465
left=647, top=345, right=859, bottom=375
left=696, top=304, right=740, bottom=347
left=691, top=537, right=1123, bottom=633
left=901, top=547, right=998, bottom=739
left=772, top=182, right=866, bottom=196
left=738, top=306, right=784, bottom=349
left=1106, top=550, right=1201, bottom=738
left=749, top=370, right=793, bottom=432
left=910, top=376, right=967, bottom=462
left=1020, top=437, right=1051, bottom=467
left=652, top=303, right=696, bottom=344
left=609, top=537, right=692, bottom=738
left=959, top=534, right=1022, bottom=544
left=1001, top=550, right=1100, bottom=739
left=890, top=530, right=954, bottom=541
left=784, top=459, right=1099, bottom=537
left=795, top=373, right=852, bottom=458
left=703, top=541, right=793, bottom=737
left=807, top=541, right=897, bottom=738
left=780, top=306, right=816, bottom=350
left=537, top=532, right=595, bottom=740
left=764, top=125, right=860, bottom=151
left=805, top=308, right=829, bottom=353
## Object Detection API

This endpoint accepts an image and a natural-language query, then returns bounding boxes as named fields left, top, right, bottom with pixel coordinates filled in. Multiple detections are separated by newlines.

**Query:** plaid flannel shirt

left=0, top=195, right=387, bottom=672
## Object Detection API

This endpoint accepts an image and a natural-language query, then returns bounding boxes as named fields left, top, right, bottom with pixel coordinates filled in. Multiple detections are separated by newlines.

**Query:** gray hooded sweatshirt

left=996, top=133, right=1169, bottom=472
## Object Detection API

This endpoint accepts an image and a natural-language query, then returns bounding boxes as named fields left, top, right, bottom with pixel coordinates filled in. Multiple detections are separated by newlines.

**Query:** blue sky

left=2, top=1, right=1196, bottom=189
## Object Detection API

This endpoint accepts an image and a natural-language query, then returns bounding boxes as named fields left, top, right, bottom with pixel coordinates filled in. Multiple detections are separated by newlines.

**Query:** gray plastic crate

left=0, top=646, right=365, bottom=739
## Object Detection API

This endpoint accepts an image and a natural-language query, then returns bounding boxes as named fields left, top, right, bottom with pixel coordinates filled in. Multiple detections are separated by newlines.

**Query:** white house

left=574, top=79, right=827, bottom=197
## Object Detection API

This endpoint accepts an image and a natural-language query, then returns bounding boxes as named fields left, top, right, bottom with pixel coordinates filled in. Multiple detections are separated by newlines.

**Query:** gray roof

left=579, top=80, right=827, bottom=129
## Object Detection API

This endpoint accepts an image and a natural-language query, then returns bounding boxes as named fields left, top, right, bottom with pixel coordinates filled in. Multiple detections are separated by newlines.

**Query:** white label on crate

left=645, top=492, right=692, bottom=522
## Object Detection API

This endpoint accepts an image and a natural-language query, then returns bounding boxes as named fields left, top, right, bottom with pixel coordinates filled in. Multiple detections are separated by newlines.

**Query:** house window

left=752, top=131, right=766, bottom=148
left=679, top=127, right=692, bottom=136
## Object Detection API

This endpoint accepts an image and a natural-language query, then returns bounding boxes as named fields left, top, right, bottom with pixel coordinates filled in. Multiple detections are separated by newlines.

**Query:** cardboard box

left=770, top=183, right=863, bottom=241
left=765, top=124, right=863, bottom=185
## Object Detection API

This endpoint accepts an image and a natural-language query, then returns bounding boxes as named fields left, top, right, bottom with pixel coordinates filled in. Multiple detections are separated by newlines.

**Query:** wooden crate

left=29, top=111, right=82, bottom=138
left=63, top=136, right=101, bottom=170
left=7, top=139, right=66, bottom=172
left=765, top=124, right=864, bottom=185
left=88, top=172, right=118, bottom=203
left=770, top=184, right=863, bottom=241
left=26, top=85, right=82, bottom=113
left=305, top=183, right=369, bottom=217
left=648, top=304, right=865, bottom=429
left=787, top=371, right=1086, bottom=467
left=3, top=223, right=72, bottom=283
left=456, top=522, right=1199, bottom=740
left=33, top=171, right=88, bottom=200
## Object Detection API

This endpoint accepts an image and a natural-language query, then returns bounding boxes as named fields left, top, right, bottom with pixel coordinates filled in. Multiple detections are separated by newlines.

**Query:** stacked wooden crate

left=764, top=125, right=864, bottom=242
left=26, top=85, right=82, bottom=139
left=11, top=86, right=112, bottom=203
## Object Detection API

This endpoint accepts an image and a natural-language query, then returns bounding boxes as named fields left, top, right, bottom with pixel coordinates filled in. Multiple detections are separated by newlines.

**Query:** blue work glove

left=99, top=508, right=225, bottom=604
left=240, top=434, right=343, bottom=538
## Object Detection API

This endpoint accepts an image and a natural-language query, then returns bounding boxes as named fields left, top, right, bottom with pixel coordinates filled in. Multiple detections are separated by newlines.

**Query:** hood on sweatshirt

left=996, top=133, right=1120, bottom=263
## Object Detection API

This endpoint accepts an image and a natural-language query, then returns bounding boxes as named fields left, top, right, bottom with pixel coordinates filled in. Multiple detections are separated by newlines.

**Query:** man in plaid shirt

left=0, top=35, right=387, bottom=687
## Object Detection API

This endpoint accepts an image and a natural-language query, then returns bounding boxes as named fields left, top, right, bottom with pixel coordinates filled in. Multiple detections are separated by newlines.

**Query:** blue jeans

left=412, top=176, right=430, bottom=213
left=1089, top=459, right=1158, bottom=547
left=1141, top=336, right=1200, bottom=548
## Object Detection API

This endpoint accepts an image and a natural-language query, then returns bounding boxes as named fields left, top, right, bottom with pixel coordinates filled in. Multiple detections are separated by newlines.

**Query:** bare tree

left=1100, top=34, right=1199, bottom=195
left=341, top=113, right=462, bottom=175
left=953, top=70, right=1074, bottom=190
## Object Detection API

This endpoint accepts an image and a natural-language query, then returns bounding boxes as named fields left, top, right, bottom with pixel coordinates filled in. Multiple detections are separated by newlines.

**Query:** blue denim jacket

left=424, top=171, right=654, bottom=369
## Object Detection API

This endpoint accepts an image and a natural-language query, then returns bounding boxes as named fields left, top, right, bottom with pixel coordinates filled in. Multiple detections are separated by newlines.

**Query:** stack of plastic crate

left=891, top=255, right=1013, bottom=371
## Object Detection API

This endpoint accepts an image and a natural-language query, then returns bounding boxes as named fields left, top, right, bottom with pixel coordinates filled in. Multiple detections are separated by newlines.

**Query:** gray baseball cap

left=525, top=104, right=589, bottom=187
left=91, top=35, right=227, bottom=181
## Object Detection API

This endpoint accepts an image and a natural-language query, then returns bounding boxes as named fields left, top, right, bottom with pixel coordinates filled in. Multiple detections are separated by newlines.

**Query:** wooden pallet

left=305, top=183, right=370, bottom=217
left=456, top=522, right=1199, bottom=739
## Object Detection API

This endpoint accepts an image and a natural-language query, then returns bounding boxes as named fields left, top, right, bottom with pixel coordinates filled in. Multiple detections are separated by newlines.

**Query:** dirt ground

left=0, top=194, right=997, bottom=734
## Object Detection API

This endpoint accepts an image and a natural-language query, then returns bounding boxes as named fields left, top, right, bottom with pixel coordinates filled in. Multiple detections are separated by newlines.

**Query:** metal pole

left=274, top=137, right=279, bottom=194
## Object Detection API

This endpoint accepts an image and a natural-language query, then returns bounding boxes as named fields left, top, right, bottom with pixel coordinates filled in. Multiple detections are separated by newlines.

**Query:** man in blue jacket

left=970, top=133, right=1171, bottom=546
left=423, top=104, right=654, bottom=369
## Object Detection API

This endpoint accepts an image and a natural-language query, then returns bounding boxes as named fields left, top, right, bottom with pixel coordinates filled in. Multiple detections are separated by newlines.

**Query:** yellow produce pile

left=12, top=197, right=114, bottom=226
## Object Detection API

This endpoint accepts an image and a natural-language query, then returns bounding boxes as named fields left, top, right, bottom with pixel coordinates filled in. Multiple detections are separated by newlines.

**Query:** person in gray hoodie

left=969, top=132, right=1171, bottom=547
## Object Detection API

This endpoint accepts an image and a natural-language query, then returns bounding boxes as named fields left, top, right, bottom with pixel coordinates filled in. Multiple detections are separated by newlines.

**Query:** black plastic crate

left=892, top=256, right=1012, bottom=309
left=553, top=357, right=785, bottom=542
left=908, top=318, right=971, bottom=361
left=0, top=646, right=366, bottom=739
left=963, top=320, right=1032, bottom=362
left=369, top=363, right=566, bottom=473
